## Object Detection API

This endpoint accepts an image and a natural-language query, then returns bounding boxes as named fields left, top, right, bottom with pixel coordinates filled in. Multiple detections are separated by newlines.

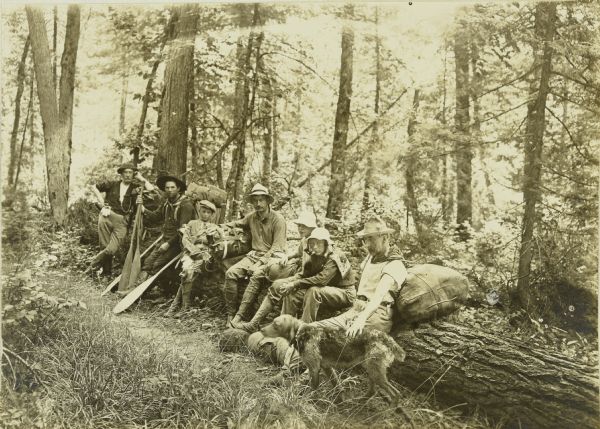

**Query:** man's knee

left=304, top=287, right=322, bottom=303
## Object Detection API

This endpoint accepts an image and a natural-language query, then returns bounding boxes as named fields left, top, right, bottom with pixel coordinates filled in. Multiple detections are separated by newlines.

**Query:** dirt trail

left=44, top=267, right=269, bottom=384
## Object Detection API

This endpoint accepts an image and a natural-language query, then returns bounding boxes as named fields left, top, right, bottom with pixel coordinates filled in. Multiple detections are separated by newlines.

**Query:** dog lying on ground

left=261, top=314, right=406, bottom=404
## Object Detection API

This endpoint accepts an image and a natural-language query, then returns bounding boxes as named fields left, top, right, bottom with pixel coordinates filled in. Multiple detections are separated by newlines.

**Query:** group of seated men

left=88, top=162, right=408, bottom=337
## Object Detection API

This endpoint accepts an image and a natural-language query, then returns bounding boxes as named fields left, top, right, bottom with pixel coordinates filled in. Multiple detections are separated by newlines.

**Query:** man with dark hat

left=222, top=183, right=287, bottom=327
left=87, top=163, right=154, bottom=276
left=165, top=199, right=221, bottom=317
left=119, top=173, right=195, bottom=295
left=312, top=216, right=407, bottom=336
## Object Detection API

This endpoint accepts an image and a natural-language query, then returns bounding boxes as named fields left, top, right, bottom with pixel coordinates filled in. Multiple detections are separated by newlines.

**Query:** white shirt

left=119, top=182, right=129, bottom=204
left=358, top=256, right=407, bottom=304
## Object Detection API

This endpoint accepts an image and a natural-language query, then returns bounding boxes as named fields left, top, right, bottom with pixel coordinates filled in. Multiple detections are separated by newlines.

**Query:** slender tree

left=226, top=3, right=260, bottom=219
left=154, top=4, right=197, bottom=176
left=515, top=2, right=557, bottom=309
left=404, top=89, right=423, bottom=238
left=26, top=5, right=80, bottom=225
left=361, top=6, right=380, bottom=220
left=6, top=36, right=30, bottom=189
left=453, top=11, right=472, bottom=238
left=326, top=4, right=354, bottom=220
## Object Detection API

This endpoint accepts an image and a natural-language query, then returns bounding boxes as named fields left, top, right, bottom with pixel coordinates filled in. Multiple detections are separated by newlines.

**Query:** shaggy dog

left=261, top=314, right=406, bottom=404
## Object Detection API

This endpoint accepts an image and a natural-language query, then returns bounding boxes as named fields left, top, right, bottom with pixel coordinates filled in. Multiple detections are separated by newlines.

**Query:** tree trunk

left=14, top=73, right=35, bottom=193
left=361, top=6, right=380, bottom=221
left=391, top=321, right=598, bottom=429
left=154, top=4, right=197, bottom=176
left=119, top=67, right=129, bottom=135
left=26, top=5, right=80, bottom=226
left=52, top=6, right=57, bottom=92
left=404, top=89, right=423, bottom=238
left=515, top=3, right=557, bottom=309
left=271, top=92, right=279, bottom=173
left=440, top=44, right=452, bottom=225
left=226, top=3, right=260, bottom=220
left=454, top=13, right=472, bottom=238
left=7, top=36, right=31, bottom=189
left=326, top=8, right=354, bottom=220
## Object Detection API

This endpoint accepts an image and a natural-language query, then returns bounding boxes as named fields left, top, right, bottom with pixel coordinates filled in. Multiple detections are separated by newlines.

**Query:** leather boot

left=174, top=281, right=193, bottom=318
left=235, top=297, right=273, bottom=332
left=223, top=278, right=239, bottom=325
left=165, top=286, right=182, bottom=317
left=101, top=254, right=113, bottom=278
left=84, top=250, right=106, bottom=276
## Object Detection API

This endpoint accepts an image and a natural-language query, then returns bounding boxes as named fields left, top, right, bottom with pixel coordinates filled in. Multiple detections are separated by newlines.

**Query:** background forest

left=3, top=1, right=598, bottom=329
left=1, top=2, right=599, bottom=428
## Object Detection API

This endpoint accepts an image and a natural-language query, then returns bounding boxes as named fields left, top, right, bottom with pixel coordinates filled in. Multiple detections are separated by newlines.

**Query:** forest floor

left=2, top=214, right=598, bottom=428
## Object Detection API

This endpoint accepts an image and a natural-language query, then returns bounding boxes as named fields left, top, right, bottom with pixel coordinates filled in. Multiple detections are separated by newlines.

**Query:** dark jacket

left=145, top=195, right=196, bottom=247
left=96, top=180, right=138, bottom=216
left=294, top=245, right=356, bottom=289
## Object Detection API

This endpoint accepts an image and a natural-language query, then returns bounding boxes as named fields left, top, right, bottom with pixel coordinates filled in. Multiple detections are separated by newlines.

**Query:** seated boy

left=165, top=200, right=221, bottom=317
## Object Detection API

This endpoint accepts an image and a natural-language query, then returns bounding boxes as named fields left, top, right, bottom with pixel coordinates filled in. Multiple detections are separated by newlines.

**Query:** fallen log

left=391, top=321, right=599, bottom=429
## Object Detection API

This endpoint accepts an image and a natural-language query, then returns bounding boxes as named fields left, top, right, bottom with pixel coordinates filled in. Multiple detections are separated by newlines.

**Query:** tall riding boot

left=180, top=280, right=193, bottom=312
left=234, top=276, right=263, bottom=323
left=101, top=254, right=113, bottom=278
left=165, top=286, right=182, bottom=317
left=235, top=297, right=273, bottom=332
left=223, top=278, right=239, bottom=327
left=174, top=281, right=193, bottom=319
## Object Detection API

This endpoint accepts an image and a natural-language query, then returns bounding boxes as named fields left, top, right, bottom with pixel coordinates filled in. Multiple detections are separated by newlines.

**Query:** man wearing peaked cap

left=312, top=216, right=407, bottom=337
left=221, top=183, right=287, bottom=328
left=86, top=163, right=155, bottom=277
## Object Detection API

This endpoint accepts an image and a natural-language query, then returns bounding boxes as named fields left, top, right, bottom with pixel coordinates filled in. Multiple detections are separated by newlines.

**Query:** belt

left=357, top=295, right=393, bottom=308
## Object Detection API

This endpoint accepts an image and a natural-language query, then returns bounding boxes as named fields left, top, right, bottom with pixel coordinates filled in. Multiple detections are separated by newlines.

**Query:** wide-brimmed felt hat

left=245, top=183, right=274, bottom=204
left=197, top=200, right=216, bottom=213
left=293, top=211, right=318, bottom=228
left=356, top=217, right=395, bottom=238
left=117, top=162, right=138, bottom=174
left=156, top=173, right=187, bottom=192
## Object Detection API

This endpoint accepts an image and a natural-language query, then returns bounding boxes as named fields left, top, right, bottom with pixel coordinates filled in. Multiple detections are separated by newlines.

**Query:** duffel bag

left=395, top=264, right=469, bottom=324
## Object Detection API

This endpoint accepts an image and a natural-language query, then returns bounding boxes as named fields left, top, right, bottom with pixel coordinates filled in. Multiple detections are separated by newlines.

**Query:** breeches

left=97, top=212, right=128, bottom=256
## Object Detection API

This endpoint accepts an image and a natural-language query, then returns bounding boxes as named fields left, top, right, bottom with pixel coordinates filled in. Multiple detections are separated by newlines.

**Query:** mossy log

left=391, top=321, right=599, bottom=429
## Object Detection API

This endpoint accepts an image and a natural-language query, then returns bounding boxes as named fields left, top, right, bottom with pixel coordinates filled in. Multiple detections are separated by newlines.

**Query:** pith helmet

left=307, top=227, right=332, bottom=247
left=292, top=211, right=318, bottom=228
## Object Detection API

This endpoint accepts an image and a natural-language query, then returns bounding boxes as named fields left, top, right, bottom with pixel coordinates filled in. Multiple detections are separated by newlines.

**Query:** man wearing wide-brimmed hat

left=222, top=183, right=287, bottom=327
left=165, top=200, right=221, bottom=317
left=312, top=216, right=407, bottom=336
left=119, top=172, right=195, bottom=296
left=87, top=163, right=154, bottom=277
